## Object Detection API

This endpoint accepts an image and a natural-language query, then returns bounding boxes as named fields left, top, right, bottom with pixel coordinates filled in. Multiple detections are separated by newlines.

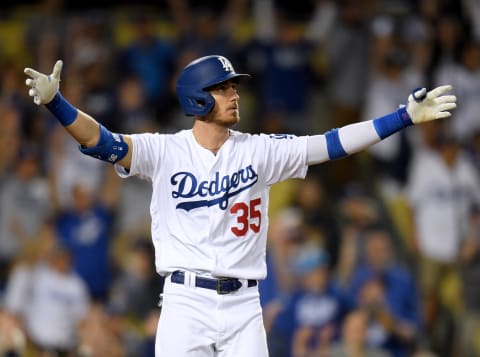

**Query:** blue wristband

left=45, top=92, right=78, bottom=126
left=372, top=106, right=413, bottom=140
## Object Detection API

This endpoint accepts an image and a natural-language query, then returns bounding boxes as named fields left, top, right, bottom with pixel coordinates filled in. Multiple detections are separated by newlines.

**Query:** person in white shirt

left=406, top=124, right=480, bottom=346
left=23, top=243, right=89, bottom=354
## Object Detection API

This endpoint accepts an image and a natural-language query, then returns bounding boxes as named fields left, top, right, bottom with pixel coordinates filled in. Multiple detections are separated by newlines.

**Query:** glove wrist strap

left=45, top=92, right=78, bottom=126
left=372, top=106, right=413, bottom=140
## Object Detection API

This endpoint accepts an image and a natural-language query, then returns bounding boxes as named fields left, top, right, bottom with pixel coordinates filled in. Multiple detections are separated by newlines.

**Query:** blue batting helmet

left=176, top=55, right=250, bottom=116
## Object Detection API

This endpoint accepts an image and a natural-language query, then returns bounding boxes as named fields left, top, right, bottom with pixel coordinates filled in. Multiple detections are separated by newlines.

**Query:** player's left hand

left=24, top=60, right=63, bottom=105
left=406, top=85, right=457, bottom=124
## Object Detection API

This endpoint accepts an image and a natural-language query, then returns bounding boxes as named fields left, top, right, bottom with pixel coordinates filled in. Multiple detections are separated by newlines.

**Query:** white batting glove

left=406, top=85, right=457, bottom=124
left=24, top=60, right=63, bottom=105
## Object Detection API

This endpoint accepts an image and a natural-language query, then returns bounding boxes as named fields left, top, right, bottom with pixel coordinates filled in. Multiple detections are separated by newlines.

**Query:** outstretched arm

left=24, top=60, right=133, bottom=169
left=306, top=86, right=457, bottom=165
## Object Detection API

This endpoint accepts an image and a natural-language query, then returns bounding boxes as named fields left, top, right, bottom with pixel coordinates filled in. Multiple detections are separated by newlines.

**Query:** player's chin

left=221, top=113, right=240, bottom=127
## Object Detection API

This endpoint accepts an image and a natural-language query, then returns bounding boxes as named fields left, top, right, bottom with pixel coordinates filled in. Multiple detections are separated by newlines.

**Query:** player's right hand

left=24, top=60, right=63, bottom=105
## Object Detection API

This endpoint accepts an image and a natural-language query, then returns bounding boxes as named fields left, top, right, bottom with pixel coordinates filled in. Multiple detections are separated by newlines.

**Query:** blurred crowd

left=0, top=0, right=480, bottom=356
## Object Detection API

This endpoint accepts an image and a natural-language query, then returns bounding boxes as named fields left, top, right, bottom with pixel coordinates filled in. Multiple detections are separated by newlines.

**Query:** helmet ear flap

left=178, top=89, right=215, bottom=116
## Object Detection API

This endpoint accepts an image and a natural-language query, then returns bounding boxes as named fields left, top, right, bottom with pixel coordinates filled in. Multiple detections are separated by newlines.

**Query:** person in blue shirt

left=272, top=245, right=347, bottom=357
left=345, top=227, right=421, bottom=357
left=119, top=13, right=177, bottom=125
left=56, top=182, right=115, bottom=301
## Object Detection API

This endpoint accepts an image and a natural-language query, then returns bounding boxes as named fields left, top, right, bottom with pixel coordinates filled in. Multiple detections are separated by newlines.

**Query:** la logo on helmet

left=218, top=57, right=234, bottom=72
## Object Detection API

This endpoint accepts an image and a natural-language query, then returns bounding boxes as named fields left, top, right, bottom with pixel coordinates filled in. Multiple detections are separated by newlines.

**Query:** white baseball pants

left=155, top=272, right=269, bottom=356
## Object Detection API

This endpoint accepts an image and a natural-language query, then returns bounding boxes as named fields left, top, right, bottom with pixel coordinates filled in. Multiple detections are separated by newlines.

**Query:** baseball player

left=24, top=55, right=456, bottom=356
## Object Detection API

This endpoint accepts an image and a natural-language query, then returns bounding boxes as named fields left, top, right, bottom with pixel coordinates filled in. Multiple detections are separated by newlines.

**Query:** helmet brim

left=202, top=73, right=251, bottom=91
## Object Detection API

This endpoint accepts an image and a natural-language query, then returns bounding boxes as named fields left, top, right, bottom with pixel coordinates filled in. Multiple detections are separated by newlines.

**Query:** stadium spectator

left=362, top=33, right=424, bottom=189
left=329, top=309, right=391, bottom=357
left=0, top=146, right=51, bottom=290
left=406, top=124, right=480, bottom=354
left=239, top=0, right=318, bottom=134
left=22, top=242, right=89, bottom=355
left=53, top=174, right=119, bottom=301
left=118, top=11, right=177, bottom=126
left=271, top=245, right=346, bottom=357
left=434, top=39, right=480, bottom=144
left=343, top=228, right=421, bottom=357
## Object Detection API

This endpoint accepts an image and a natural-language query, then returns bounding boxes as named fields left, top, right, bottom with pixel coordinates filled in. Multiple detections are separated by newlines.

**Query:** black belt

left=171, top=271, right=257, bottom=295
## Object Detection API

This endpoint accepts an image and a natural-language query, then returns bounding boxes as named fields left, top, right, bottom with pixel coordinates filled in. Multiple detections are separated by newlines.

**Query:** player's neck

left=192, top=121, right=230, bottom=154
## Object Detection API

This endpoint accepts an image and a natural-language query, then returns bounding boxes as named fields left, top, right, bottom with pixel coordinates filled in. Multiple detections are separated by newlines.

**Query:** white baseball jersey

left=407, top=149, right=480, bottom=262
left=23, top=263, right=89, bottom=349
left=116, top=129, right=308, bottom=279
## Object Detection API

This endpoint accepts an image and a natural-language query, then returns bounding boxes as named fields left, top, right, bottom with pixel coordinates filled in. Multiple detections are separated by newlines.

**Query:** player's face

left=207, top=80, right=240, bottom=127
